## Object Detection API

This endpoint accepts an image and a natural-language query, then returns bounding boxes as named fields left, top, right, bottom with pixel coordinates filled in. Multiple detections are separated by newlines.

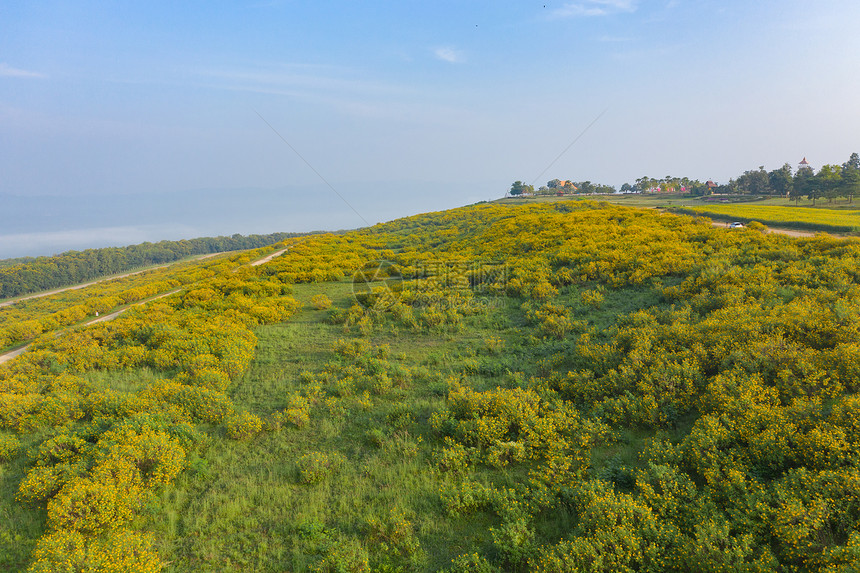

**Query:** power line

left=531, top=107, right=609, bottom=187
left=254, top=110, right=371, bottom=227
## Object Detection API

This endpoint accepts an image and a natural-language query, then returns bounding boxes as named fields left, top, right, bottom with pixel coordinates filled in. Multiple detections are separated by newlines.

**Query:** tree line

left=729, top=152, right=860, bottom=205
left=509, top=152, right=860, bottom=202
left=0, top=232, right=301, bottom=299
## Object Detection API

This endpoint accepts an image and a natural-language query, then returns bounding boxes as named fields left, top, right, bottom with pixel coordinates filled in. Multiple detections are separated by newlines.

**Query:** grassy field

left=145, top=280, right=520, bottom=571
left=118, top=277, right=670, bottom=572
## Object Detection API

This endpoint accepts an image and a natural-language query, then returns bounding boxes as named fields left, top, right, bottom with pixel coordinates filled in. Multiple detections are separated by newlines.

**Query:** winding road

left=710, top=221, right=818, bottom=238
left=0, top=253, right=222, bottom=309
left=0, top=289, right=182, bottom=366
left=0, top=246, right=291, bottom=366
left=250, top=246, right=291, bottom=267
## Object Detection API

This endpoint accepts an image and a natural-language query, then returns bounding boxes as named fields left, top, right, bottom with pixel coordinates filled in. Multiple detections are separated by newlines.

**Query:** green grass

left=148, top=284, right=487, bottom=570
left=124, top=278, right=669, bottom=572
left=0, top=433, right=47, bottom=571
left=152, top=326, right=480, bottom=569
left=84, top=367, right=168, bottom=394
left=1, top=275, right=670, bottom=572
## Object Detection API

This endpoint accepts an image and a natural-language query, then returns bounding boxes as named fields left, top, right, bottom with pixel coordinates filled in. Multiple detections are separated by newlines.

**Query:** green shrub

left=386, top=404, right=414, bottom=429
left=311, top=537, right=369, bottom=573
left=365, top=428, right=386, bottom=449
left=366, top=509, right=426, bottom=571
left=441, top=553, right=498, bottom=573
left=297, top=451, right=343, bottom=484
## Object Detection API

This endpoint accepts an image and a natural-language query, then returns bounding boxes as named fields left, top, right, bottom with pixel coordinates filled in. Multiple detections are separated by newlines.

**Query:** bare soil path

left=710, top=221, right=818, bottom=238
left=1, top=245, right=291, bottom=366
left=0, top=289, right=182, bottom=366
left=0, top=253, right=222, bottom=309
left=87, top=289, right=182, bottom=325
left=0, top=345, right=28, bottom=365
left=250, top=246, right=291, bottom=267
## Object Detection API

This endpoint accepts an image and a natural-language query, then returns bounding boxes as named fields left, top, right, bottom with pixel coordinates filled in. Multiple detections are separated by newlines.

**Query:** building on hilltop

left=548, top=179, right=579, bottom=196
left=555, top=181, right=579, bottom=197
left=555, top=181, right=578, bottom=196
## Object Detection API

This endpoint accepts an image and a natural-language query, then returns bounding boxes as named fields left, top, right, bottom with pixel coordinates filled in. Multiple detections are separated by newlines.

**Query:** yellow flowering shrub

left=27, top=528, right=162, bottom=573
left=311, top=293, right=333, bottom=310
left=225, top=411, right=263, bottom=440
left=47, top=463, right=144, bottom=533
left=0, top=433, right=19, bottom=461
left=97, top=426, right=187, bottom=486
left=273, top=394, right=311, bottom=429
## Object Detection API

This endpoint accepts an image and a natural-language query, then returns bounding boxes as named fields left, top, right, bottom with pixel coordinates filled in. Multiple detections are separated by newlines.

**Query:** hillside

left=2, top=201, right=860, bottom=572
left=0, top=232, right=300, bottom=301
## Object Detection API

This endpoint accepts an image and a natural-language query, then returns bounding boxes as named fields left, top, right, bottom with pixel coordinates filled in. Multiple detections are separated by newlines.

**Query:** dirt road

left=89, top=289, right=182, bottom=325
left=0, top=345, right=28, bottom=365
left=1, top=246, right=288, bottom=366
left=250, top=246, right=292, bottom=267
left=0, top=253, right=222, bottom=309
left=710, top=221, right=818, bottom=238
left=0, top=289, right=182, bottom=366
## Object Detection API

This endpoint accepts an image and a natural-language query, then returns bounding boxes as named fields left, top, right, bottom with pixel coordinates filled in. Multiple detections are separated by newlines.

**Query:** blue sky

left=2, top=1, right=860, bottom=255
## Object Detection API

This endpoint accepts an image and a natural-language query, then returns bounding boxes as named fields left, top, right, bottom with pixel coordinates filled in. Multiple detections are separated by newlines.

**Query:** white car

left=729, top=222, right=745, bottom=229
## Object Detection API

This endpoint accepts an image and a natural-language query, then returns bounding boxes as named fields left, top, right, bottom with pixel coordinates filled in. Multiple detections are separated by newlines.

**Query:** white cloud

left=434, top=47, right=465, bottom=64
left=552, top=0, right=638, bottom=18
left=0, top=63, right=47, bottom=79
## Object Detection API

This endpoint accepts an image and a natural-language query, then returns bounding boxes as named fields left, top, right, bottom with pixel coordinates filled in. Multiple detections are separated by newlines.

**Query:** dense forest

left=2, top=201, right=860, bottom=571
left=0, top=232, right=300, bottom=299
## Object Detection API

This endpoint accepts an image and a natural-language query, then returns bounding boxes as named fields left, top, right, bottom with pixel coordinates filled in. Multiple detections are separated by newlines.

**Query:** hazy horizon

left=0, top=181, right=499, bottom=259
left=3, top=1, right=860, bottom=258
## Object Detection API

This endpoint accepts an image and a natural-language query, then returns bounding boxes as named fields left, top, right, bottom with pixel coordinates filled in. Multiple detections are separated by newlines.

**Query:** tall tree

left=687, top=180, right=708, bottom=196
left=509, top=181, right=533, bottom=196
left=736, top=167, right=772, bottom=195
left=841, top=153, right=860, bottom=203
left=769, top=164, right=794, bottom=199
left=578, top=181, right=595, bottom=194
left=635, top=177, right=653, bottom=192
left=793, top=167, right=814, bottom=205
left=817, top=164, right=842, bottom=203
